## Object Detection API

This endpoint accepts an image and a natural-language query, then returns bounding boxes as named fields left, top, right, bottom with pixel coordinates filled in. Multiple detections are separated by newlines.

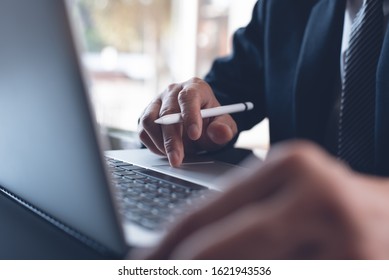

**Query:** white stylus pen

left=154, top=102, right=254, bottom=125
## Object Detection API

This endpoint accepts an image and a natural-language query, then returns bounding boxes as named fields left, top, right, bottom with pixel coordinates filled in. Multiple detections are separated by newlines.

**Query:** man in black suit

left=137, top=0, right=389, bottom=259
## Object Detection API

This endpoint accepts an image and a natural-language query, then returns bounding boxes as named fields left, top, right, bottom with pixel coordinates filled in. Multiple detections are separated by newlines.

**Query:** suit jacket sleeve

left=204, top=1, right=267, bottom=132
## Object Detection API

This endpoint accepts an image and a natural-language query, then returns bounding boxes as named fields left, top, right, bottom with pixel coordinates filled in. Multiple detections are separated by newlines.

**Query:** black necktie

left=338, top=0, right=384, bottom=173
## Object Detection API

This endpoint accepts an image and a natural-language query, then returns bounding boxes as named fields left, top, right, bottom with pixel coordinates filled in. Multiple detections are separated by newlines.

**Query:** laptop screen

left=0, top=0, right=126, bottom=256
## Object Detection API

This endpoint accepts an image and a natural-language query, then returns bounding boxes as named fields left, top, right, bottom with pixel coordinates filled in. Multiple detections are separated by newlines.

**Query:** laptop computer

left=0, top=0, right=251, bottom=258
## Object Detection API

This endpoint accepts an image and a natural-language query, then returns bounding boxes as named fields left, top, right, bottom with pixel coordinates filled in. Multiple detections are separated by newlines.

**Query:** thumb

left=206, top=115, right=237, bottom=146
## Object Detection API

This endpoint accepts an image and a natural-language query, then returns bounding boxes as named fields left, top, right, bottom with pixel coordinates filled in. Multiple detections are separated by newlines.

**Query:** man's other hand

left=143, top=141, right=389, bottom=259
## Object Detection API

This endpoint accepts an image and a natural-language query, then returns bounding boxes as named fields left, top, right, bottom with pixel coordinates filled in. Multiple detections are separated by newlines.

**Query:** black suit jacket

left=205, top=0, right=389, bottom=176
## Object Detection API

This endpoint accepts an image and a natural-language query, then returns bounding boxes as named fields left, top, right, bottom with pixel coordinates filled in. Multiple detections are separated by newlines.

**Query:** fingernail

left=188, top=124, right=200, bottom=140
left=168, top=151, right=180, bottom=167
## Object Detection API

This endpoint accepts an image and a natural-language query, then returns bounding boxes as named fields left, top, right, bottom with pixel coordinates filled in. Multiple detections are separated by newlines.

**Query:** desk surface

left=0, top=191, right=103, bottom=259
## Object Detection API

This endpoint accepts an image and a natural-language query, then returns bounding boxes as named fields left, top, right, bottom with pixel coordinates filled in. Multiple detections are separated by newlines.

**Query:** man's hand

left=138, top=78, right=238, bottom=167
left=143, top=141, right=389, bottom=259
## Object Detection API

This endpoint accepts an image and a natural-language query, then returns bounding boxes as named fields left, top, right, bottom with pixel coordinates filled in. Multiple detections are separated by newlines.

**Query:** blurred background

left=70, top=0, right=268, bottom=151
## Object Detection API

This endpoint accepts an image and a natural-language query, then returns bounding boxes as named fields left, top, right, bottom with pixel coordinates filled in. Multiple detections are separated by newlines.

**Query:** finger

left=162, top=123, right=184, bottom=167
left=159, top=85, right=185, bottom=166
left=178, top=78, right=217, bottom=141
left=168, top=202, right=291, bottom=259
left=138, top=99, right=165, bottom=154
left=138, top=129, right=165, bottom=156
left=205, top=114, right=237, bottom=146
left=188, top=114, right=238, bottom=152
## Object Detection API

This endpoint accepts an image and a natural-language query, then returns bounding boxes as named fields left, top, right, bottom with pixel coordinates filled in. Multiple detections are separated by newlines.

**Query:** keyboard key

left=145, top=183, right=158, bottom=191
left=106, top=158, right=123, bottom=164
left=120, top=165, right=145, bottom=171
left=171, top=192, right=187, bottom=200
left=114, top=170, right=137, bottom=176
left=125, top=174, right=147, bottom=180
left=158, top=187, right=171, bottom=195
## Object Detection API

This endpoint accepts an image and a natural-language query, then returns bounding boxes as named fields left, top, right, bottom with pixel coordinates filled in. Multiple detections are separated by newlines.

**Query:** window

left=71, top=0, right=267, bottom=150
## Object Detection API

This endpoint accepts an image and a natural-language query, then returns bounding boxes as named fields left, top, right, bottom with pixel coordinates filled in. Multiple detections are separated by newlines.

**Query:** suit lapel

left=375, top=26, right=389, bottom=175
left=293, top=0, right=346, bottom=144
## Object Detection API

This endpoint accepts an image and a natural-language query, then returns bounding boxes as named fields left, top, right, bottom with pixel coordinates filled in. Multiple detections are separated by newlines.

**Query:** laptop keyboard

left=105, top=157, right=215, bottom=231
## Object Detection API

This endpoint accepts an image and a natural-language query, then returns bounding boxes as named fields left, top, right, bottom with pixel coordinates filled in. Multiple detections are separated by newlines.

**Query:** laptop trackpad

left=151, top=161, right=242, bottom=191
